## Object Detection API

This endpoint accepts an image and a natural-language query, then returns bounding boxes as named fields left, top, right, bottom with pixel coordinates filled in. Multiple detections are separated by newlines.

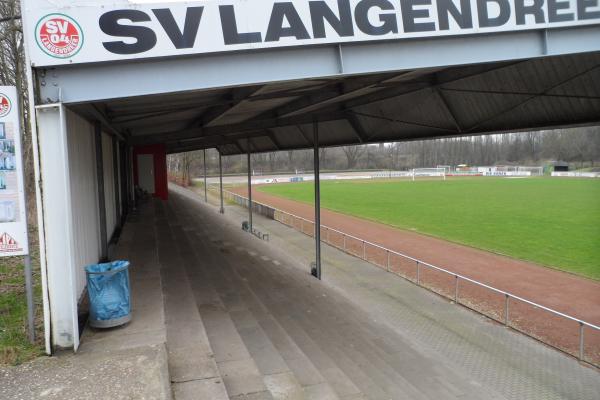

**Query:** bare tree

left=341, top=145, right=365, bottom=169
left=0, top=1, right=37, bottom=225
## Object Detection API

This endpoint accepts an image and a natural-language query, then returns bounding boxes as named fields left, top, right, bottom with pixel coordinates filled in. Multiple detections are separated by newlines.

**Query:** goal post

left=436, top=165, right=452, bottom=174
left=411, top=168, right=446, bottom=181
left=517, top=166, right=544, bottom=176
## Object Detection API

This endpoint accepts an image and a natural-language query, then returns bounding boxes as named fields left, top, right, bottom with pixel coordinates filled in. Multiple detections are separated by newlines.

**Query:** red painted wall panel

left=133, top=144, right=168, bottom=200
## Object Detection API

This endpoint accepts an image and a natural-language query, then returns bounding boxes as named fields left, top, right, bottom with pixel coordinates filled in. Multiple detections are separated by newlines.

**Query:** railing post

left=343, top=234, right=346, bottom=251
left=416, top=261, right=420, bottom=284
left=454, top=275, right=459, bottom=303
left=301, top=218, right=303, bottom=233
left=327, top=227, right=330, bottom=243
left=386, top=250, right=390, bottom=272
left=362, top=240, right=366, bottom=259
left=504, top=294, right=510, bottom=326
left=579, top=322, right=584, bottom=361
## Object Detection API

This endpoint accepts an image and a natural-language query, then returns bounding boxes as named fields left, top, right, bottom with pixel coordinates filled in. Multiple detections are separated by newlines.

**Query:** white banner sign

left=552, top=171, right=600, bottom=177
left=0, top=87, right=29, bottom=257
left=22, top=0, right=600, bottom=67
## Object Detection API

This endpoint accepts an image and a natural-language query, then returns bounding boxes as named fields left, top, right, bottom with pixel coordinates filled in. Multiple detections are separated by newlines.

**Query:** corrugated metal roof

left=71, top=51, right=600, bottom=155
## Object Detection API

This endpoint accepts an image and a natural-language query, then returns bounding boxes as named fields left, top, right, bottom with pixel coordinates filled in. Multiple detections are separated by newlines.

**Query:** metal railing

left=221, top=189, right=600, bottom=366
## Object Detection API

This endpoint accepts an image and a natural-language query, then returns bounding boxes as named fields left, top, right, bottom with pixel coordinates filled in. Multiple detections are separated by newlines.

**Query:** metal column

left=203, top=149, right=208, bottom=202
left=129, top=146, right=136, bottom=211
left=112, top=136, right=121, bottom=225
left=219, top=153, right=224, bottom=214
left=24, top=255, right=34, bottom=342
left=94, top=121, right=108, bottom=261
left=313, top=120, right=322, bottom=280
left=247, top=145, right=253, bottom=233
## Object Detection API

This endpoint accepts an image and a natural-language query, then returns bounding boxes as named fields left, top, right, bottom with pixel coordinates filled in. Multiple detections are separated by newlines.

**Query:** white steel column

left=35, top=104, right=80, bottom=350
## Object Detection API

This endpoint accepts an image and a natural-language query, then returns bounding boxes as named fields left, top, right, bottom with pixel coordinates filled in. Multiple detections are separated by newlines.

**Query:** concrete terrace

left=15, top=184, right=596, bottom=400
left=162, top=184, right=600, bottom=400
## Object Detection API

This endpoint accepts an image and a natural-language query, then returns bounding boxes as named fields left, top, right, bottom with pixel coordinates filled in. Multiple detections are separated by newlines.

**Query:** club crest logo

left=0, top=94, right=10, bottom=117
left=36, top=14, right=83, bottom=58
left=0, top=232, right=22, bottom=252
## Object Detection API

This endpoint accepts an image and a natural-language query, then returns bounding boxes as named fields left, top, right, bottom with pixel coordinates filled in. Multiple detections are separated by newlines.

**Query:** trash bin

left=85, top=260, right=131, bottom=328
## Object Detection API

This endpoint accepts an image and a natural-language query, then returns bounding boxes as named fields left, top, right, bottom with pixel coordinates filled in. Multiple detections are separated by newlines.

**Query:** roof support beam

left=345, top=112, right=367, bottom=143
left=270, top=74, right=401, bottom=118
left=435, top=88, right=463, bottom=133
left=247, top=82, right=333, bottom=101
left=466, top=64, right=600, bottom=132
left=338, top=62, right=525, bottom=112
left=169, top=129, right=272, bottom=151
left=440, top=87, right=600, bottom=100
left=88, top=104, right=126, bottom=141
left=296, top=125, right=313, bottom=145
left=112, top=108, right=200, bottom=125
left=350, top=111, right=456, bottom=133
left=192, top=85, right=264, bottom=128
left=230, top=62, right=523, bottom=134
left=132, top=111, right=347, bottom=146
left=265, top=129, right=282, bottom=150
left=107, top=100, right=233, bottom=119
left=232, top=140, right=244, bottom=154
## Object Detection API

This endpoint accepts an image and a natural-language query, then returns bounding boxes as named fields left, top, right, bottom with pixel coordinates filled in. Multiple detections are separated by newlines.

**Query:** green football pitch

left=257, top=177, right=600, bottom=280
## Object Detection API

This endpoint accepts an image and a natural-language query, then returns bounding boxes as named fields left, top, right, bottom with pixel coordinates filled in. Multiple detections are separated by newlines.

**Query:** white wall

left=36, top=105, right=122, bottom=350
left=37, top=105, right=78, bottom=348
left=66, top=109, right=102, bottom=298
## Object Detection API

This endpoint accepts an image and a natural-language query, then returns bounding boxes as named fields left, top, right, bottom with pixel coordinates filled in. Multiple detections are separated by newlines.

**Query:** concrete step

left=155, top=201, right=229, bottom=400
left=171, top=199, right=340, bottom=400
left=187, top=232, right=305, bottom=399
left=170, top=193, right=461, bottom=400
left=202, top=249, right=328, bottom=400
left=228, top=248, right=408, bottom=400
left=189, top=229, right=360, bottom=399
left=256, top=261, right=434, bottom=400
left=187, top=201, right=474, bottom=400
left=167, top=209, right=273, bottom=400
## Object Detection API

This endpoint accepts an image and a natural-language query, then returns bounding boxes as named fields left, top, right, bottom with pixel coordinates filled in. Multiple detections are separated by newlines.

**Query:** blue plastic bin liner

left=85, top=261, right=131, bottom=321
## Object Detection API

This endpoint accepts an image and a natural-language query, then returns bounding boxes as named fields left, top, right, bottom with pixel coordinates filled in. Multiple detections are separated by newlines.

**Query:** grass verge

left=0, top=240, right=44, bottom=365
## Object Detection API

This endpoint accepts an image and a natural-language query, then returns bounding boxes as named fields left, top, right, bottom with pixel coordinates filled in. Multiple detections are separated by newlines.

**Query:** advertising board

left=22, top=0, right=600, bottom=67
left=0, top=87, right=29, bottom=257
